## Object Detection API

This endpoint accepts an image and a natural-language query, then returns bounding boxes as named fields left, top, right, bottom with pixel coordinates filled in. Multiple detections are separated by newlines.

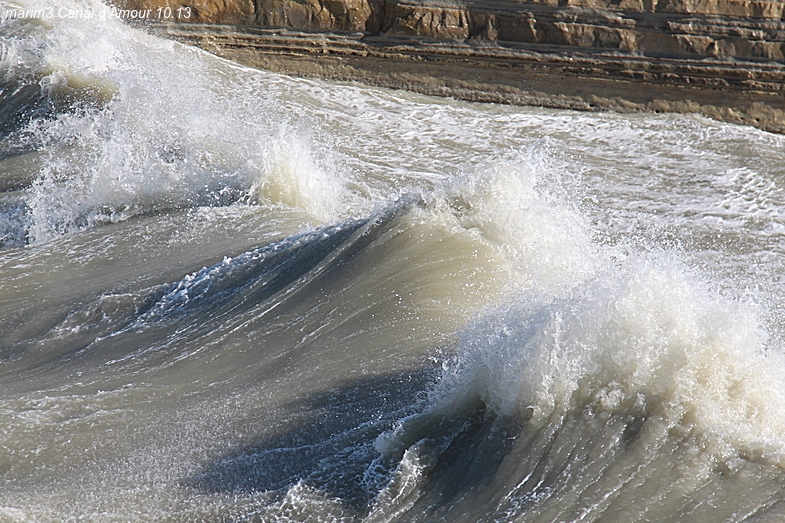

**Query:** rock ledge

left=119, top=0, right=785, bottom=132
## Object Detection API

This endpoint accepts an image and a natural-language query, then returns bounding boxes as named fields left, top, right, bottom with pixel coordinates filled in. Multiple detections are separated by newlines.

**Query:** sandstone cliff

left=119, top=0, right=785, bottom=61
left=114, top=0, right=785, bottom=132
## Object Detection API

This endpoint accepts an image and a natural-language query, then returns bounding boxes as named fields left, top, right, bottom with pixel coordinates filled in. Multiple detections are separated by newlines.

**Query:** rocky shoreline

left=122, top=0, right=785, bottom=133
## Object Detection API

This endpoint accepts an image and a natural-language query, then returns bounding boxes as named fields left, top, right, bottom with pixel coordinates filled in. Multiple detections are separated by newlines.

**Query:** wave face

left=2, top=1, right=785, bottom=522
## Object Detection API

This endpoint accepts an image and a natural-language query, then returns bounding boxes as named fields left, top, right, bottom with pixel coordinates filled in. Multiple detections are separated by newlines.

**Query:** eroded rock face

left=255, top=0, right=372, bottom=31
left=116, top=0, right=785, bottom=61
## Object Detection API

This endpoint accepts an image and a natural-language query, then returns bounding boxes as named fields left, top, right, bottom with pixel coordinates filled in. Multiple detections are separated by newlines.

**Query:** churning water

left=2, top=0, right=785, bottom=521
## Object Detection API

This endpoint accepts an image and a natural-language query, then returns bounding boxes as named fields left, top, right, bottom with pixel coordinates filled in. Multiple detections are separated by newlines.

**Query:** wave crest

left=379, top=255, right=785, bottom=467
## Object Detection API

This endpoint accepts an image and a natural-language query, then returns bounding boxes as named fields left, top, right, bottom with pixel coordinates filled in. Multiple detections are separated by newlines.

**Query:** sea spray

left=1, top=0, right=362, bottom=245
left=375, top=250, right=785, bottom=520
left=423, top=155, right=597, bottom=294
left=253, top=125, right=356, bottom=222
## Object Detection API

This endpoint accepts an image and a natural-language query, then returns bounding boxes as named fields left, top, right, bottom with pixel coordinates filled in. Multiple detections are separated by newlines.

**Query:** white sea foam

left=2, top=0, right=360, bottom=244
left=252, top=127, right=354, bottom=222
left=428, top=155, right=597, bottom=293
left=264, top=482, right=353, bottom=523
left=378, top=252, right=785, bottom=468
left=0, top=506, right=29, bottom=523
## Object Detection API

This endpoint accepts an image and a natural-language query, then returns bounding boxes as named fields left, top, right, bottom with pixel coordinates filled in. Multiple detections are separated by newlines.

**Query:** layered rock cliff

left=119, top=0, right=785, bottom=61
left=114, top=0, right=785, bottom=132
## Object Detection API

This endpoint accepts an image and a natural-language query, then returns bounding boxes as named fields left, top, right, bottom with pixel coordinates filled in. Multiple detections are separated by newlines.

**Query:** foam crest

left=427, top=154, right=596, bottom=294
left=379, top=255, right=785, bottom=467
left=1, top=0, right=357, bottom=244
left=0, top=0, right=119, bottom=137
left=365, top=442, right=437, bottom=521
left=253, top=128, right=352, bottom=222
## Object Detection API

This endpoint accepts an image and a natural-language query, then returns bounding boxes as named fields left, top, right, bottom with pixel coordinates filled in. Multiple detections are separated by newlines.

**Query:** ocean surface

left=2, top=1, right=785, bottom=521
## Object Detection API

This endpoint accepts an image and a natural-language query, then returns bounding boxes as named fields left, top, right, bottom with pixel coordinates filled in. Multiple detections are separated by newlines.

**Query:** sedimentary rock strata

left=113, top=0, right=785, bottom=131
left=118, top=0, right=785, bottom=61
